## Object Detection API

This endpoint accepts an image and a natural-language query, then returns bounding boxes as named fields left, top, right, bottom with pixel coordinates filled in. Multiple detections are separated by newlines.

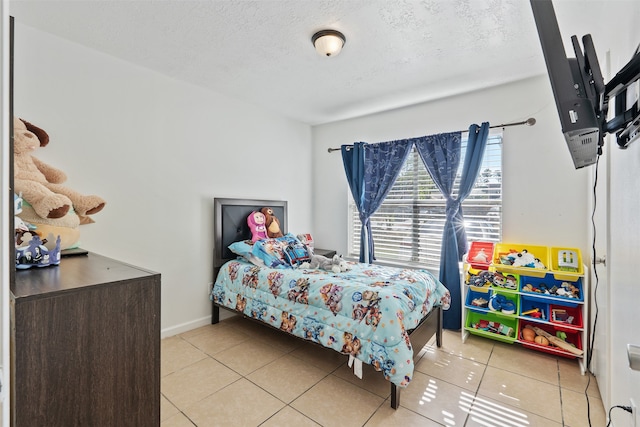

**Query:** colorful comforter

left=211, top=259, right=451, bottom=387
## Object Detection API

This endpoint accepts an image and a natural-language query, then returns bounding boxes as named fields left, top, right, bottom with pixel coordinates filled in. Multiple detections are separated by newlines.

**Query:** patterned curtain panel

left=415, top=123, right=489, bottom=330
left=342, top=140, right=413, bottom=263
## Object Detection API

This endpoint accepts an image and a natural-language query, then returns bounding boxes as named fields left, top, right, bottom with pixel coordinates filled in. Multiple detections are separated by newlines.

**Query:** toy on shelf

left=488, top=294, right=516, bottom=314
left=505, top=274, right=518, bottom=290
left=466, top=241, right=495, bottom=269
left=521, top=281, right=580, bottom=299
left=522, top=307, right=545, bottom=320
left=521, top=327, right=536, bottom=342
left=472, top=248, right=489, bottom=264
left=524, top=324, right=583, bottom=356
left=492, top=271, right=519, bottom=290
left=557, top=249, right=579, bottom=272
left=471, top=297, right=489, bottom=308
left=472, top=319, right=514, bottom=337
left=492, top=272, right=505, bottom=287
left=499, top=249, right=546, bottom=269
left=551, top=308, right=575, bottom=324
left=465, top=242, right=586, bottom=364
left=466, top=269, right=494, bottom=287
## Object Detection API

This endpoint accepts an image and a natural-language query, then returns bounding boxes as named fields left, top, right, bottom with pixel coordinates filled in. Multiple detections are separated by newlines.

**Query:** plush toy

left=18, top=202, right=81, bottom=249
left=338, top=256, right=351, bottom=272
left=300, top=253, right=344, bottom=273
left=508, top=249, right=546, bottom=269
left=15, top=190, right=80, bottom=251
left=13, top=117, right=105, bottom=221
left=247, top=211, right=268, bottom=242
left=261, top=207, right=283, bottom=238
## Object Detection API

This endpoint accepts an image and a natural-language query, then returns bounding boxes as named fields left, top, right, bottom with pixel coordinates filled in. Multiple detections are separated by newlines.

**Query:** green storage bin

left=465, top=310, right=519, bottom=344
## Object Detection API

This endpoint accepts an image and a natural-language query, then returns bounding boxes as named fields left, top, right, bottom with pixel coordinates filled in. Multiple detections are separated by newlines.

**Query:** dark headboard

left=213, top=198, right=288, bottom=269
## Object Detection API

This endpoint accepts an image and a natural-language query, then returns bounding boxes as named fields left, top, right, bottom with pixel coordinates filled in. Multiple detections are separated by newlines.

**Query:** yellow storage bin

left=550, top=247, right=583, bottom=281
left=492, top=243, right=549, bottom=278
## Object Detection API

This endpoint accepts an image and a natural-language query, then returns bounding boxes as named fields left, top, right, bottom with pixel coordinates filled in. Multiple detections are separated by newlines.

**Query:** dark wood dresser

left=10, top=253, right=161, bottom=427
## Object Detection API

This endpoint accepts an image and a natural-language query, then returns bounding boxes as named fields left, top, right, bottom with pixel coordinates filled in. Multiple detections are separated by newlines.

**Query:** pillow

left=251, top=235, right=291, bottom=268
left=250, top=233, right=310, bottom=268
left=228, top=240, right=254, bottom=259
left=228, top=240, right=265, bottom=266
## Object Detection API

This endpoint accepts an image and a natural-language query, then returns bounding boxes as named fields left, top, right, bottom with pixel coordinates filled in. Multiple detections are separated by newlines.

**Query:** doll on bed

left=247, top=211, right=269, bottom=242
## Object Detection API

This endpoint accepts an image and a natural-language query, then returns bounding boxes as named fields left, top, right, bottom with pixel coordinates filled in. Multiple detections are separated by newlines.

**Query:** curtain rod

left=327, top=117, right=536, bottom=153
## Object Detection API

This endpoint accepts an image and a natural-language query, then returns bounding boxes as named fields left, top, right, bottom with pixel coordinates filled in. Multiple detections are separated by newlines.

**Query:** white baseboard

left=161, top=316, right=211, bottom=339
left=160, top=310, right=239, bottom=339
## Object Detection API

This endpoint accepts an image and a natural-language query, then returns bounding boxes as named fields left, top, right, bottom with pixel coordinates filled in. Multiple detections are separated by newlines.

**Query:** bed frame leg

left=391, top=307, right=444, bottom=409
left=436, top=306, right=443, bottom=347
left=390, top=383, right=400, bottom=409
left=212, top=303, right=220, bottom=324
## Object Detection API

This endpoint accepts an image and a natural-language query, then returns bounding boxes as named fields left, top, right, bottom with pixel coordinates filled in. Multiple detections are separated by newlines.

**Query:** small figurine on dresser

left=14, top=193, right=61, bottom=269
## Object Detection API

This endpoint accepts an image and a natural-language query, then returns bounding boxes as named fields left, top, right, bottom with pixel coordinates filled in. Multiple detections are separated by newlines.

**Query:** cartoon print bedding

left=211, top=258, right=451, bottom=387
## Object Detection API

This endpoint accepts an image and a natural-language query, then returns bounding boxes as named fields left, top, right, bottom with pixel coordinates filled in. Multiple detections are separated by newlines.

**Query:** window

left=348, top=134, right=502, bottom=269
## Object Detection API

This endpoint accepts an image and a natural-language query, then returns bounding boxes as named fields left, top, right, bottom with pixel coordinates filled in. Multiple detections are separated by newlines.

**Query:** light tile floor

left=161, top=316, right=606, bottom=427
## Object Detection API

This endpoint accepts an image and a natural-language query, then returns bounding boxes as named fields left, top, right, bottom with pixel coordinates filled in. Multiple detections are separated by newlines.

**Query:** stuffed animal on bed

left=247, top=211, right=269, bottom=242
left=261, top=207, right=283, bottom=238
left=13, top=117, right=106, bottom=221
left=299, top=253, right=344, bottom=273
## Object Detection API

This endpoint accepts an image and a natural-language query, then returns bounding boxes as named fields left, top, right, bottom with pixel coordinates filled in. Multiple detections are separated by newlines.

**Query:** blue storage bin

left=520, top=295, right=549, bottom=322
left=520, top=274, right=583, bottom=306
left=465, top=287, right=492, bottom=312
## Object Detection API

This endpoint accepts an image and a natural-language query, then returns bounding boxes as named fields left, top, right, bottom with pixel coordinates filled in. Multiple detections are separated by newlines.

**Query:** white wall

left=312, top=75, right=592, bottom=258
left=12, top=23, right=313, bottom=336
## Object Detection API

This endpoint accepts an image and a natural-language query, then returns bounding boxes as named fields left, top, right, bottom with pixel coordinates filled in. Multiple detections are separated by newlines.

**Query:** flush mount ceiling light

left=311, top=29, right=346, bottom=57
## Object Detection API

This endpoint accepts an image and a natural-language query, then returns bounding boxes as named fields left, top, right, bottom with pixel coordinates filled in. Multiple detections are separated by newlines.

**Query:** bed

left=210, top=197, right=451, bottom=409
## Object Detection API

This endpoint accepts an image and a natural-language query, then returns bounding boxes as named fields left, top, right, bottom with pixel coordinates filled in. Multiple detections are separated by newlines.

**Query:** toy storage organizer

left=461, top=242, right=588, bottom=374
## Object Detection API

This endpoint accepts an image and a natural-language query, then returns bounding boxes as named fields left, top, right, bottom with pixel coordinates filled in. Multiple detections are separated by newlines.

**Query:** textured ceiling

left=8, top=0, right=616, bottom=125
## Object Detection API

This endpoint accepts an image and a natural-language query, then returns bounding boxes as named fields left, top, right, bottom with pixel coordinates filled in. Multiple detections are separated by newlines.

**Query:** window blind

left=348, top=135, right=503, bottom=268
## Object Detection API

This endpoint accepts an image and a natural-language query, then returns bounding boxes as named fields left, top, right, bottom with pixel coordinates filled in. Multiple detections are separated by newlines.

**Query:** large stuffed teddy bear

left=13, top=117, right=105, bottom=222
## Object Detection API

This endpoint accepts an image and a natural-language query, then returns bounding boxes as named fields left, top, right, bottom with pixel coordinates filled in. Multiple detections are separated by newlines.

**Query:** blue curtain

left=457, top=123, right=490, bottom=254
left=415, top=123, right=490, bottom=330
left=342, top=140, right=413, bottom=263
